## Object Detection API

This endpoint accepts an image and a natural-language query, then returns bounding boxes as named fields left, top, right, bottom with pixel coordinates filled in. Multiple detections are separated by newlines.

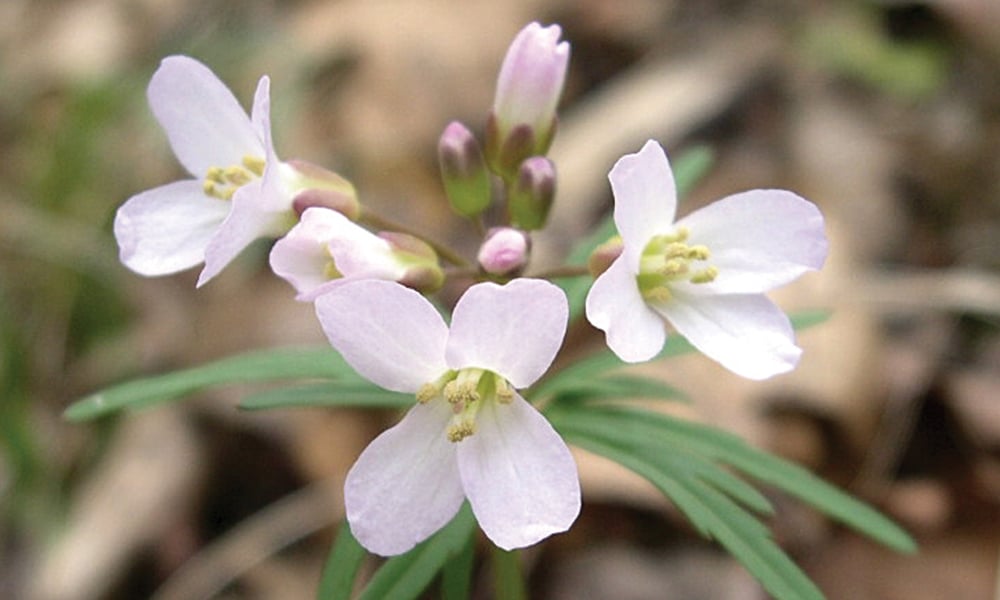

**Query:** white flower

left=315, top=278, right=579, bottom=555
left=114, top=56, right=295, bottom=286
left=586, top=140, right=829, bottom=380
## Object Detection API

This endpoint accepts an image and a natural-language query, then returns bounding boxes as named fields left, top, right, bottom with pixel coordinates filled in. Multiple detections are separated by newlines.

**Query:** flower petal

left=585, top=256, right=666, bottom=363
left=345, top=401, right=466, bottom=556
left=657, top=292, right=801, bottom=380
left=114, top=180, right=229, bottom=276
left=457, top=393, right=580, bottom=551
left=196, top=180, right=292, bottom=286
left=674, top=189, right=828, bottom=294
left=268, top=209, right=338, bottom=298
left=446, top=279, right=567, bottom=389
left=249, top=75, right=291, bottom=212
left=315, top=279, right=449, bottom=393
left=610, top=140, right=677, bottom=271
left=147, top=56, right=263, bottom=177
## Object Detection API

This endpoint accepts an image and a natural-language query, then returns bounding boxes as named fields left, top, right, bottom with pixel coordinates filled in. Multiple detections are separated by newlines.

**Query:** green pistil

left=202, top=154, right=266, bottom=200
left=638, top=229, right=718, bottom=301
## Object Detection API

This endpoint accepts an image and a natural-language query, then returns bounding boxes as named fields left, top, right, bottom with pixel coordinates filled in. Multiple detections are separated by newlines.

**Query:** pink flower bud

left=478, top=227, right=530, bottom=276
left=438, top=121, right=491, bottom=217
left=485, top=23, right=570, bottom=179
left=287, top=159, right=361, bottom=221
left=508, top=156, right=556, bottom=230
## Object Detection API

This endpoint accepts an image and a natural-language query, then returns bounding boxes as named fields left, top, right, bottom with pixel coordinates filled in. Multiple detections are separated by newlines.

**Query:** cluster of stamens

left=202, top=155, right=266, bottom=200
left=637, top=227, right=718, bottom=302
left=416, top=368, right=515, bottom=443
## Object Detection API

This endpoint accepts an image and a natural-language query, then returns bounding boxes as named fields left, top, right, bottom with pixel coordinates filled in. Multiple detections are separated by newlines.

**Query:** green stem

left=360, top=209, right=470, bottom=268
left=492, top=546, right=527, bottom=600
left=529, top=264, right=591, bottom=279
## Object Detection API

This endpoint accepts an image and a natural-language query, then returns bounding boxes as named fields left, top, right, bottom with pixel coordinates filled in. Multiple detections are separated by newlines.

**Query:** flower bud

left=379, top=232, right=445, bottom=294
left=588, top=236, right=624, bottom=278
left=438, top=121, right=492, bottom=217
left=287, top=159, right=361, bottom=221
left=477, top=227, right=530, bottom=276
left=485, top=22, right=569, bottom=180
left=508, top=157, right=555, bottom=230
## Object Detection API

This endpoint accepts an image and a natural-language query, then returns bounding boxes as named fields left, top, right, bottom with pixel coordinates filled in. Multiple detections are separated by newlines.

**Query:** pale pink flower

left=315, top=278, right=579, bottom=555
left=586, top=140, right=828, bottom=380
left=114, top=56, right=295, bottom=286
left=269, top=207, right=441, bottom=301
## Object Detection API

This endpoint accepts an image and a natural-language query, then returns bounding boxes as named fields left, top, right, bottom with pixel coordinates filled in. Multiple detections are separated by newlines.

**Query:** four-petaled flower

left=114, top=55, right=295, bottom=286
left=315, top=278, right=580, bottom=556
left=586, top=140, right=828, bottom=380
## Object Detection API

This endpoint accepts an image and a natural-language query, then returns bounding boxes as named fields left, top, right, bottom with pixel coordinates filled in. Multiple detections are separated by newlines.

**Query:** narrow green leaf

left=547, top=374, right=688, bottom=405
left=317, top=520, right=366, bottom=600
left=65, top=346, right=349, bottom=421
left=551, top=405, right=915, bottom=554
left=440, top=529, right=476, bottom=600
left=566, top=432, right=823, bottom=600
left=240, top=382, right=412, bottom=411
left=358, top=504, right=476, bottom=600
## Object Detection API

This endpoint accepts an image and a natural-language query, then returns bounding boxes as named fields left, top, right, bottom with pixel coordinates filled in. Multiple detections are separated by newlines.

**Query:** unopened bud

left=379, top=232, right=444, bottom=293
left=287, top=159, right=361, bottom=221
left=508, top=157, right=555, bottom=230
left=485, top=22, right=569, bottom=179
left=478, top=227, right=530, bottom=276
left=438, top=121, right=492, bottom=217
left=588, top=236, right=624, bottom=277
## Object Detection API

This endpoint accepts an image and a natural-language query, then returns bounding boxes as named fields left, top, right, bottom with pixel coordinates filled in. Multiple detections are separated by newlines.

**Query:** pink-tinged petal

left=674, top=189, right=828, bottom=294
left=250, top=76, right=292, bottom=212
left=315, top=280, right=449, bottom=393
left=446, top=279, right=567, bottom=388
left=345, top=401, right=465, bottom=556
left=585, top=256, right=666, bottom=363
left=196, top=180, right=292, bottom=286
left=147, top=56, right=263, bottom=177
left=114, top=180, right=229, bottom=276
left=269, top=207, right=402, bottom=300
left=268, top=210, right=337, bottom=298
left=610, top=140, right=677, bottom=271
left=457, top=393, right=580, bottom=551
left=657, top=292, right=801, bottom=380
left=493, top=23, right=570, bottom=134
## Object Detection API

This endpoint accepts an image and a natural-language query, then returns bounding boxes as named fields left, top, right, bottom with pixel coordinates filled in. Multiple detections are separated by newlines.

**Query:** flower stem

left=492, top=546, right=528, bottom=600
left=529, top=264, right=591, bottom=279
left=360, top=209, right=470, bottom=268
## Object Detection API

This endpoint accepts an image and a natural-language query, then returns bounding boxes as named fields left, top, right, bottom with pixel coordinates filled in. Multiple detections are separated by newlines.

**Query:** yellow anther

left=493, top=375, right=515, bottom=404
left=416, top=383, right=438, bottom=404
left=662, top=259, right=688, bottom=277
left=690, top=266, right=719, bottom=284
left=687, top=245, right=710, bottom=260
left=643, top=286, right=673, bottom=303
left=447, top=420, right=477, bottom=442
left=242, top=155, right=266, bottom=176
left=205, top=166, right=226, bottom=183
left=203, top=180, right=218, bottom=196
left=223, top=165, right=252, bottom=186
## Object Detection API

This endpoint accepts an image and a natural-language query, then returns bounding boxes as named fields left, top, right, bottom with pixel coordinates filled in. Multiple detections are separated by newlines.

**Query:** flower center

left=416, top=368, right=514, bottom=443
left=202, top=155, right=266, bottom=200
left=636, top=227, right=718, bottom=302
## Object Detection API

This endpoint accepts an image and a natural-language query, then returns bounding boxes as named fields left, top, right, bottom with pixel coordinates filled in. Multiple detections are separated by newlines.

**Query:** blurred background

left=2, top=0, right=1000, bottom=598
